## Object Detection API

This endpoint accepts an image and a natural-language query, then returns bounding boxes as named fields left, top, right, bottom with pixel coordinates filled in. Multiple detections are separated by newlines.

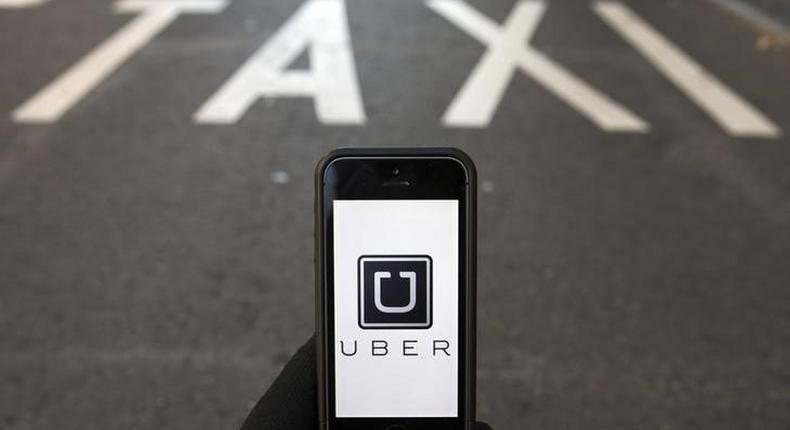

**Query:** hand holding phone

left=238, top=335, right=492, bottom=430
left=316, top=148, right=477, bottom=430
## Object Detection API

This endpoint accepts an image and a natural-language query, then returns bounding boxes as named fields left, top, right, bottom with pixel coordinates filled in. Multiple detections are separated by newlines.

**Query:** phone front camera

left=392, top=168, right=400, bottom=176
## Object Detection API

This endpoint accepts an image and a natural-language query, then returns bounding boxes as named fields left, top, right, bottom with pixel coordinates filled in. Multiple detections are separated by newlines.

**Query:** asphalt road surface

left=1, top=0, right=790, bottom=429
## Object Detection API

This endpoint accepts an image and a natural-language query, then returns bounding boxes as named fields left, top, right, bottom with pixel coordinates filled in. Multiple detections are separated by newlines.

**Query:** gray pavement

left=743, top=0, right=790, bottom=26
left=1, top=0, right=789, bottom=429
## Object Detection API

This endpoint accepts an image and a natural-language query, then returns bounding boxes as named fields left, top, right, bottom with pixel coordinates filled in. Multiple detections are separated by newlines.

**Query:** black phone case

left=314, top=147, right=477, bottom=430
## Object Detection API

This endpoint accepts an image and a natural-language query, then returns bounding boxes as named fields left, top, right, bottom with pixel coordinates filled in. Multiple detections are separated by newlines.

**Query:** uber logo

left=358, top=255, right=432, bottom=329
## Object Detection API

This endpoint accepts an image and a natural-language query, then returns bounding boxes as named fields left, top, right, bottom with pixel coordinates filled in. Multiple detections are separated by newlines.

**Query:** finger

left=474, top=421, right=493, bottom=430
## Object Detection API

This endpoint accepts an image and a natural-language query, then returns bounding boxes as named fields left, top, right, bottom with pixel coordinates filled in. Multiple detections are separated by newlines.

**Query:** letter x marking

left=428, top=0, right=648, bottom=132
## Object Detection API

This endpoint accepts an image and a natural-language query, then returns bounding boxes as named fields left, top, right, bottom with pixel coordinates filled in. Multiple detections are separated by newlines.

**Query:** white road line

left=428, top=0, right=648, bottom=132
left=0, top=0, right=49, bottom=8
left=594, top=1, right=781, bottom=138
left=12, top=0, right=227, bottom=123
left=194, top=0, right=365, bottom=125
left=708, top=0, right=790, bottom=38
left=431, top=0, right=542, bottom=128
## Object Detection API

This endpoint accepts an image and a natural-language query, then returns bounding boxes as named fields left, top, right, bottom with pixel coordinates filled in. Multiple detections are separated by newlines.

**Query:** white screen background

left=333, top=200, right=459, bottom=417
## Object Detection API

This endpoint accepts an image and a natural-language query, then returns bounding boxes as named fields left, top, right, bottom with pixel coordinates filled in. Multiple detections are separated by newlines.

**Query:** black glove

left=240, top=334, right=492, bottom=430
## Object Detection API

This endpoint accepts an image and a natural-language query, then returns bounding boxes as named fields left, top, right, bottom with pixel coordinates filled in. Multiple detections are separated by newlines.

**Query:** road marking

left=427, top=0, right=648, bottom=132
left=708, top=0, right=790, bottom=38
left=594, top=1, right=781, bottom=138
left=194, top=0, right=365, bottom=125
left=11, top=0, right=227, bottom=123
left=0, top=0, right=48, bottom=8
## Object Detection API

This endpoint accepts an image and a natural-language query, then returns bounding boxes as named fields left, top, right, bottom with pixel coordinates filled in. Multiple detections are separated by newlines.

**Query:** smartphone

left=315, top=148, right=476, bottom=430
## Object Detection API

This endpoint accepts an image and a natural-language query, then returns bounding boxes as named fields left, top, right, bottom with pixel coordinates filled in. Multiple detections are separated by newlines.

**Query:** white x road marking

left=12, top=0, right=227, bottom=123
left=428, top=0, right=648, bottom=132
left=594, top=2, right=780, bottom=138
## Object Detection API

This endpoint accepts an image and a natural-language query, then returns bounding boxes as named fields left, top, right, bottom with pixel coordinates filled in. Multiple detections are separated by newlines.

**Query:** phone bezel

left=316, top=149, right=476, bottom=430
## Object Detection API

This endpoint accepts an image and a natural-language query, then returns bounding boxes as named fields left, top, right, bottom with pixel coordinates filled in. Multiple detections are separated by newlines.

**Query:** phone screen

left=332, top=199, right=459, bottom=417
left=320, top=154, right=471, bottom=427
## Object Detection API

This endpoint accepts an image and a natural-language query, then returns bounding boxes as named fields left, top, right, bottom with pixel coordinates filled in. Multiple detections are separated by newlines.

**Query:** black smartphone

left=315, top=148, right=476, bottom=430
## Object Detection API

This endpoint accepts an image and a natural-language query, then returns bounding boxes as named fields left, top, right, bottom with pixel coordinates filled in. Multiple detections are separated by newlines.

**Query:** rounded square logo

left=358, top=255, right=432, bottom=329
